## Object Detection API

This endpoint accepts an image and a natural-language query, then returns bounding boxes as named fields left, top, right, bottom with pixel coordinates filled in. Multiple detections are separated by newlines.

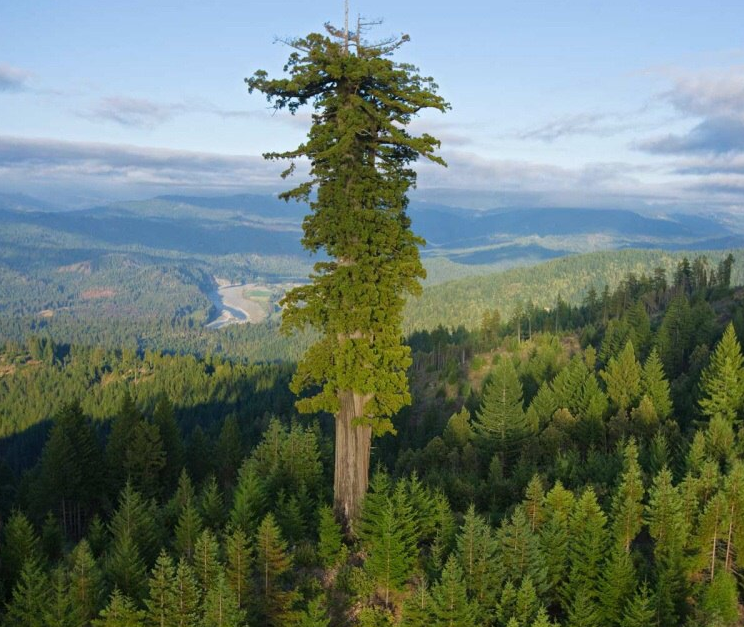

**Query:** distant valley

left=1, top=191, right=743, bottom=359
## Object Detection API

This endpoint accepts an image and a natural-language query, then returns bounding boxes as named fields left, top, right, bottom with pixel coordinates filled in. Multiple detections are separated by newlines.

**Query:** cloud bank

left=0, top=64, right=31, bottom=92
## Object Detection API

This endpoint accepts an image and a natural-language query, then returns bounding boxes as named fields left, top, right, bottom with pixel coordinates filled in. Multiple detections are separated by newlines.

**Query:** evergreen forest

left=1, top=255, right=744, bottom=626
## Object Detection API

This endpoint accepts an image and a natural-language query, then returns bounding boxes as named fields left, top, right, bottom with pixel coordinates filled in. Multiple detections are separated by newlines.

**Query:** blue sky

left=1, top=0, right=743, bottom=211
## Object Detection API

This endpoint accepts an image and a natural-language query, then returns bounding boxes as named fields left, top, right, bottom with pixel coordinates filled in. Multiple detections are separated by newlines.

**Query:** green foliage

left=698, top=323, right=744, bottom=424
left=255, top=513, right=297, bottom=626
left=430, top=557, right=477, bottom=627
left=611, top=440, right=645, bottom=553
left=93, top=589, right=145, bottom=627
left=601, top=341, right=642, bottom=412
left=699, top=571, right=739, bottom=627
left=475, top=357, right=529, bottom=471
left=358, top=478, right=418, bottom=605
left=248, top=23, right=448, bottom=434
left=0, top=510, right=40, bottom=597
left=201, top=571, right=245, bottom=627
left=225, top=525, right=253, bottom=609
left=640, top=348, right=672, bottom=420
left=317, top=504, right=343, bottom=568
left=144, top=551, right=177, bottom=627
left=3, top=559, right=48, bottom=627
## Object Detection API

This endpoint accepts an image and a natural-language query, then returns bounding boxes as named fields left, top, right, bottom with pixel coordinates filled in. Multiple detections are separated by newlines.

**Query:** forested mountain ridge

left=1, top=255, right=743, bottom=625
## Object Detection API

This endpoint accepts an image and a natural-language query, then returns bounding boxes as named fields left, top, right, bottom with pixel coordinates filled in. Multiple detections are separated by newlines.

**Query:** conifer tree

left=455, top=504, right=499, bottom=610
left=523, top=475, right=545, bottom=532
left=145, top=551, right=177, bottom=627
left=497, top=505, right=547, bottom=593
left=173, top=558, right=199, bottom=627
left=0, top=510, right=40, bottom=597
left=539, top=481, right=575, bottom=607
left=515, top=577, right=541, bottom=626
left=619, top=584, right=655, bottom=627
left=699, top=570, right=739, bottom=627
left=475, top=357, right=528, bottom=472
left=229, top=461, right=266, bottom=537
left=599, top=550, right=636, bottom=627
left=125, top=421, right=167, bottom=500
left=44, top=567, right=76, bottom=627
left=611, top=440, right=645, bottom=554
left=175, top=500, right=203, bottom=560
left=93, top=589, right=145, bottom=627
left=35, top=400, right=103, bottom=538
left=430, top=556, right=477, bottom=627
left=68, top=539, right=102, bottom=624
left=601, top=341, right=642, bottom=412
left=562, top=488, right=607, bottom=618
left=645, top=468, right=688, bottom=627
left=106, top=391, right=143, bottom=493
left=3, top=559, right=48, bottom=627
left=201, top=571, right=245, bottom=627
left=224, top=525, right=253, bottom=609
left=317, top=504, right=344, bottom=568
left=152, top=395, right=184, bottom=492
left=358, top=481, right=417, bottom=606
left=215, top=415, right=243, bottom=489
left=109, top=482, right=160, bottom=567
left=255, top=513, right=297, bottom=626
left=640, top=348, right=672, bottom=419
left=655, top=295, right=692, bottom=377
left=297, top=596, right=331, bottom=627
left=106, top=532, right=147, bottom=602
left=401, top=578, right=432, bottom=627
left=199, top=476, right=225, bottom=530
left=248, top=18, right=449, bottom=526
left=193, top=529, right=221, bottom=596
left=698, top=323, right=744, bottom=424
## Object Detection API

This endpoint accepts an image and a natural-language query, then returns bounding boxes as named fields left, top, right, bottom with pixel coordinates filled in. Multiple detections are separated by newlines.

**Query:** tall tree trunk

left=334, top=389, right=372, bottom=531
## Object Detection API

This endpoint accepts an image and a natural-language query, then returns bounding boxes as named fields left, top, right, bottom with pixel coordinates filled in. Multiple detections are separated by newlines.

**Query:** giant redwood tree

left=246, top=18, right=448, bottom=527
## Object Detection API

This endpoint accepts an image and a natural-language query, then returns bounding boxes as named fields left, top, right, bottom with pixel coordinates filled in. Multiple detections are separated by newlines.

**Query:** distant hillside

left=405, top=248, right=744, bottom=333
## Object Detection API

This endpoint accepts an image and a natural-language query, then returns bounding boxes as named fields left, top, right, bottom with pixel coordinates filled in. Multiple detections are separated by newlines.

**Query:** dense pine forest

left=1, top=255, right=743, bottom=626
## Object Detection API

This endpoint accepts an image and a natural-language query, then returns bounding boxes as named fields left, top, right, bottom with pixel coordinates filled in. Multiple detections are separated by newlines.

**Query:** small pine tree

left=106, top=532, right=147, bottom=603
left=611, top=440, right=645, bottom=553
left=225, top=525, right=253, bottom=609
left=199, top=475, right=225, bottom=530
left=540, top=481, right=575, bottom=607
left=68, top=539, right=102, bottom=624
left=645, top=468, right=688, bottom=627
left=455, top=504, right=499, bottom=610
left=255, top=513, right=298, bottom=627
left=93, top=589, right=145, bottom=627
left=401, top=578, right=432, bottom=627
left=317, top=504, right=343, bottom=568
left=562, top=488, right=607, bottom=615
left=641, top=349, right=673, bottom=419
left=601, top=341, right=642, bottom=412
left=201, top=571, right=245, bottom=627
left=0, top=510, right=41, bottom=595
left=359, top=482, right=417, bottom=606
left=172, top=558, right=199, bottom=627
left=430, top=557, right=477, bottom=627
left=44, top=567, right=76, bottom=627
left=3, top=559, right=49, bottom=627
left=620, top=584, right=655, bottom=627
left=174, top=500, right=203, bottom=560
left=152, top=395, right=184, bottom=492
left=193, top=528, right=221, bottom=596
left=297, top=596, right=331, bottom=627
left=698, top=323, right=744, bottom=424
left=229, top=461, right=266, bottom=537
left=475, top=358, right=528, bottom=472
left=144, top=551, right=177, bottom=627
